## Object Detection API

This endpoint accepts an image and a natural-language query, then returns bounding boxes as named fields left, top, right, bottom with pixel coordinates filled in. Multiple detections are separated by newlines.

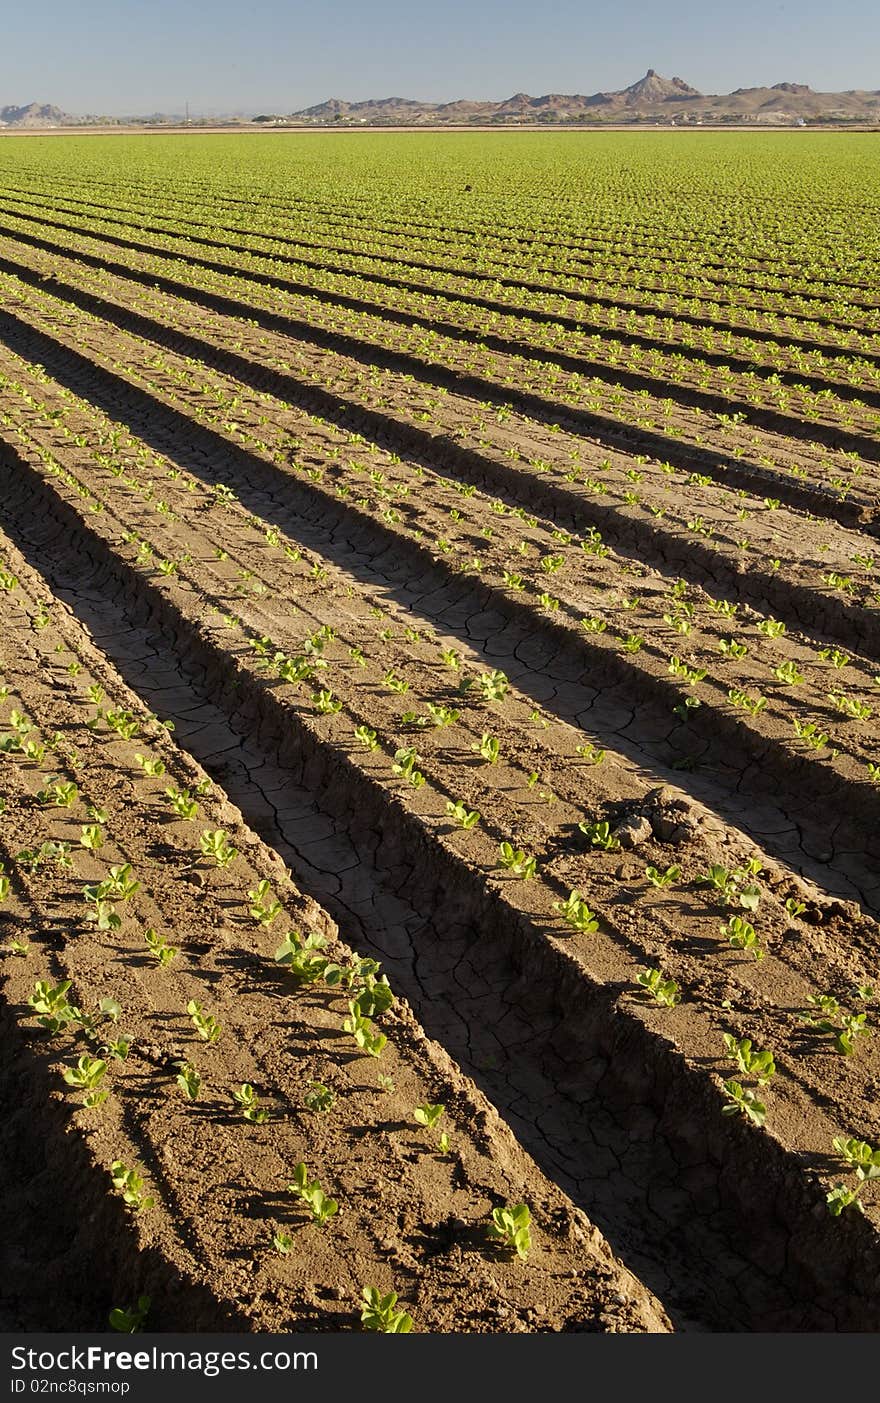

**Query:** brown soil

left=0, top=170, right=879, bottom=1334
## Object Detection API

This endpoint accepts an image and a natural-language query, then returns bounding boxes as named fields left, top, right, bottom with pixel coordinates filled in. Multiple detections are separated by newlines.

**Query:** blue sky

left=3, top=0, right=878, bottom=116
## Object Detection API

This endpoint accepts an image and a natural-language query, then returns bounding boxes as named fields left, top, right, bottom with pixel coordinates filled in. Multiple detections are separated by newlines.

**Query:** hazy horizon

left=2, top=0, right=878, bottom=116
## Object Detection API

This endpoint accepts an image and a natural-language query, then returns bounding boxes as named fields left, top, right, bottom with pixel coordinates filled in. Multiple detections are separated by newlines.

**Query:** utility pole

left=185, top=101, right=190, bottom=126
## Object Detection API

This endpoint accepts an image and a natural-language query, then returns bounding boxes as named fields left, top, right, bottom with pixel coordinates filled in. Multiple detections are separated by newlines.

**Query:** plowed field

left=1, top=130, right=878, bottom=1334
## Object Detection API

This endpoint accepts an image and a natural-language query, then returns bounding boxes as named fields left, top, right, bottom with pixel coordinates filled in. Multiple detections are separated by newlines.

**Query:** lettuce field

left=0, top=130, right=878, bottom=1333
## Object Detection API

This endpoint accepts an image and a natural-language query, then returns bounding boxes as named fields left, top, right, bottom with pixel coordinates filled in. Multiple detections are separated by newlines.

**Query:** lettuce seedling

left=498, top=843, right=537, bottom=879
left=477, top=669, right=509, bottom=702
left=473, top=733, right=500, bottom=764
left=721, top=915, right=764, bottom=960
left=553, top=890, right=599, bottom=934
left=343, top=1004, right=387, bottom=1058
left=274, top=929, right=337, bottom=985
left=287, top=1163, right=339, bottom=1225
left=578, top=820, right=620, bottom=852
left=360, top=1287, right=413, bottom=1333
left=354, top=725, right=378, bottom=749
left=637, top=968, right=681, bottom=1007
left=110, top=1162, right=155, bottom=1212
left=799, top=995, right=871, bottom=1055
left=134, top=753, right=165, bottom=777
left=63, top=1054, right=108, bottom=1108
left=105, top=708, right=139, bottom=740
left=145, top=927, right=178, bottom=967
left=164, top=785, right=199, bottom=820
left=644, top=865, right=681, bottom=889
left=273, top=1230, right=295, bottom=1255
left=232, top=1083, right=269, bottom=1123
left=446, top=799, right=480, bottom=829
left=721, top=1079, right=766, bottom=1127
left=175, top=1062, right=201, bottom=1100
left=109, top=1296, right=150, bottom=1334
left=575, top=744, right=605, bottom=764
left=79, top=824, right=105, bottom=852
left=413, top=1103, right=445, bottom=1130
left=199, top=829, right=237, bottom=867
left=28, top=979, right=80, bottom=1034
left=248, top=879, right=282, bottom=925
left=723, top=1034, right=775, bottom=1084
left=187, top=1000, right=221, bottom=1044
left=304, top=1081, right=335, bottom=1112
left=488, top=1203, right=531, bottom=1260
left=36, top=778, right=78, bottom=808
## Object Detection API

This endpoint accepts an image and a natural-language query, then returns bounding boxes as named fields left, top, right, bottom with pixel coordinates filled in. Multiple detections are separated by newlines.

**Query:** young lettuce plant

left=360, top=1287, right=413, bottom=1333
left=28, top=979, right=80, bottom=1034
left=175, top=1062, right=201, bottom=1100
left=552, top=890, right=599, bottom=934
left=723, top=1034, right=776, bottom=1084
left=110, top=1162, right=155, bottom=1212
left=145, top=927, right=178, bottom=967
left=578, top=820, right=620, bottom=852
left=248, top=879, right=282, bottom=925
left=109, top=1296, right=150, bottom=1334
left=275, top=929, right=340, bottom=985
left=487, top=1203, right=531, bottom=1260
left=827, top=1137, right=880, bottom=1215
left=446, top=799, right=480, bottom=830
left=232, top=1083, right=269, bottom=1123
left=721, top=1079, right=766, bottom=1127
left=187, top=1000, right=221, bottom=1044
left=498, top=843, right=537, bottom=880
left=63, top=1054, right=108, bottom=1108
left=636, top=968, right=681, bottom=1007
left=287, top=1163, right=339, bottom=1225
left=644, top=865, right=681, bottom=889
left=199, top=829, right=237, bottom=868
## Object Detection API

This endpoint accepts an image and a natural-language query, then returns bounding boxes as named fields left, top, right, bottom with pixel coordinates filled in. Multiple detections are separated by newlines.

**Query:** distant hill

left=278, top=70, right=880, bottom=126
left=0, top=102, right=115, bottom=128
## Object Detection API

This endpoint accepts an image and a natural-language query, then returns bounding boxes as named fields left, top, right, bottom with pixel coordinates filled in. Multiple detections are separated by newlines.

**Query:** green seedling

left=413, top=1103, right=445, bottom=1130
left=721, top=915, right=764, bottom=960
left=723, top=1034, right=776, bottom=1084
left=575, top=744, right=605, bottom=764
left=799, top=995, right=872, bottom=1055
left=644, top=865, right=681, bottom=889
left=233, top=1083, right=269, bottom=1123
left=134, top=753, right=165, bottom=777
left=175, top=1062, right=201, bottom=1100
left=109, top=1296, right=150, bottom=1334
left=382, top=669, right=409, bottom=695
left=0, top=874, right=9, bottom=903
left=313, top=688, right=342, bottom=714
left=360, top=1287, right=413, bottom=1334
left=105, top=708, right=139, bottom=740
left=476, top=669, right=509, bottom=702
left=774, top=661, right=804, bottom=686
left=578, top=820, right=620, bottom=851
left=248, top=879, right=282, bottom=925
left=784, top=897, right=807, bottom=918
left=304, top=1081, right=335, bottom=1113
left=426, top=703, right=459, bottom=727
left=718, top=637, right=748, bottom=659
left=187, top=1000, right=221, bottom=1044
left=553, top=889, right=599, bottom=934
left=36, top=778, right=78, bottom=808
left=354, top=724, right=379, bottom=749
left=144, top=927, right=178, bottom=966
left=636, top=968, right=681, bottom=1007
left=721, top=1079, right=766, bottom=1127
left=79, top=824, right=105, bottom=852
left=110, top=1162, right=155, bottom=1212
left=103, top=1036, right=132, bottom=1062
left=28, top=979, right=80, bottom=1034
left=164, top=785, right=199, bottom=820
left=199, top=829, right=237, bottom=867
left=273, top=1229, right=295, bottom=1255
left=287, top=1162, right=339, bottom=1225
left=343, top=1003, right=387, bottom=1058
left=827, top=1136, right=880, bottom=1215
left=498, top=843, right=537, bottom=880
left=274, top=929, right=339, bottom=985
left=446, top=799, right=480, bottom=830
left=487, top=1203, right=531, bottom=1260
left=473, top=732, right=500, bottom=764
left=63, top=1054, right=108, bottom=1107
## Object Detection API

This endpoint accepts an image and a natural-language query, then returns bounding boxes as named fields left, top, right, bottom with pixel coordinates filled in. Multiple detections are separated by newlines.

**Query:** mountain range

left=269, top=70, right=880, bottom=125
left=2, top=72, right=880, bottom=129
